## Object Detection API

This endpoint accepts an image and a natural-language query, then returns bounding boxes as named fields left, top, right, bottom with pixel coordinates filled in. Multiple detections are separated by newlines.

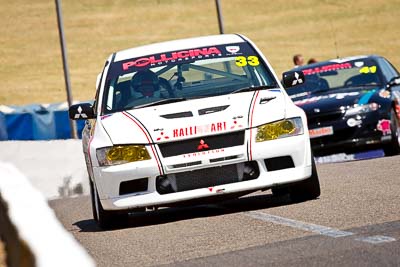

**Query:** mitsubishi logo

left=197, top=139, right=209, bottom=151
left=74, top=106, right=88, bottom=119
left=291, top=72, right=304, bottom=86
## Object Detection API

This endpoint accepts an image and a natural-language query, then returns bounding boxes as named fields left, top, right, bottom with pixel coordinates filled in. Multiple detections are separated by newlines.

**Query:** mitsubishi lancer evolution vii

left=282, top=55, right=400, bottom=157
left=69, top=34, right=320, bottom=229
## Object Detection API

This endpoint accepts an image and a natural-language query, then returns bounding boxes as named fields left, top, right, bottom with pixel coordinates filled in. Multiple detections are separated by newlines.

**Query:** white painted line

left=245, top=211, right=354, bottom=238
left=355, top=235, right=397, bottom=244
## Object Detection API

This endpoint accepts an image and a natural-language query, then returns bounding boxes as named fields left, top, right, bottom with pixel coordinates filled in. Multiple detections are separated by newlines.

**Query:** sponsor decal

left=230, top=116, right=244, bottom=130
left=294, top=92, right=359, bottom=106
left=347, top=118, right=362, bottom=127
left=377, top=119, right=391, bottom=135
left=197, top=139, right=209, bottom=150
left=291, top=72, right=303, bottom=86
left=183, top=148, right=225, bottom=158
left=226, top=46, right=240, bottom=54
left=354, top=61, right=364, bottom=67
left=122, top=47, right=222, bottom=70
left=302, top=63, right=352, bottom=75
left=74, top=106, right=88, bottom=119
left=173, top=122, right=227, bottom=137
left=156, top=131, right=170, bottom=141
left=309, top=126, right=334, bottom=139
left=379, top=90, right=391, bottom=99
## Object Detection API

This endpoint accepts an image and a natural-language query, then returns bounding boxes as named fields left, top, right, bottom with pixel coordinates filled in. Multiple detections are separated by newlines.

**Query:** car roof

left=113, top=34, right=246, bottom=62
left=299, top=55, right=382, bottom=70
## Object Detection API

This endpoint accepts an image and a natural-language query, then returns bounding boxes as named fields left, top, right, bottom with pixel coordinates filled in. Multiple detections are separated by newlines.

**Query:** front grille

left=156, top=161, right=259, bottom=194
left=175, top=164, right=238, bottom=191
left=307, top=111, right=343, bottom=124
left=158, top=130, right=245, bottom=157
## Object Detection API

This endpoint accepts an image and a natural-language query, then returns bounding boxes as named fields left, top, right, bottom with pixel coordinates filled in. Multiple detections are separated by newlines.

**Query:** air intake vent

left=160, top=111, right=193, bottom=119
left=198, top=105, right=229, bottom=115
left=264, top=156, right=295, bottom=171
left=119, top=178, right=148, bottom=195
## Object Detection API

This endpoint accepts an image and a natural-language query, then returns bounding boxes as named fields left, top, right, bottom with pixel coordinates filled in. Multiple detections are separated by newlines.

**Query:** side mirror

left=69, top=103, right=95, bottom=120
left=282, top=70, right=305, bottom=88
left=386, top=76, right=400, bottom=89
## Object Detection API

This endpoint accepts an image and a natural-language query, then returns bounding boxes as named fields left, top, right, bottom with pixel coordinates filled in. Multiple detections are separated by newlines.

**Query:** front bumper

left=93, top=133, right=312, bottom=211
left=309, top=111, right=391, bottom=155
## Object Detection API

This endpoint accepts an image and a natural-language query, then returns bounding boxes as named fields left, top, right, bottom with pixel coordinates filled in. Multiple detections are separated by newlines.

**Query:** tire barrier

left=0, top=102, right=87, bottom=140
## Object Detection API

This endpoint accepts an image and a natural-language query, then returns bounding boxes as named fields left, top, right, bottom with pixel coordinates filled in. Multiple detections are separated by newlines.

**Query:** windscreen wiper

left=230, top=85, right=279, bottom=94
left=134, top=97, right=187, bottom=109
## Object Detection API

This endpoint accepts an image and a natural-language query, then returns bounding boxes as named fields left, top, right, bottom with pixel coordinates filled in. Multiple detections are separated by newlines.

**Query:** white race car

left=69, top=34, right=320, bottom=229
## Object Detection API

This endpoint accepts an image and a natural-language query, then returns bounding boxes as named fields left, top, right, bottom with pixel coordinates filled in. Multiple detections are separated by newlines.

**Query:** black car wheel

left=288, top=156, right=321, bottom=202
left=383, top=108, right=400, bottom=156
left=89, top=179, right=98, bottom=221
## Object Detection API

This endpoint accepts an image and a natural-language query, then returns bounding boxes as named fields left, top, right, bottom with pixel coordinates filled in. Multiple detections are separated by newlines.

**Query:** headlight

left=96, top=145, right=151, bottom=166
left=256, top=117, right=304, bottom=142
left=344, top=103, right=379, bottom=117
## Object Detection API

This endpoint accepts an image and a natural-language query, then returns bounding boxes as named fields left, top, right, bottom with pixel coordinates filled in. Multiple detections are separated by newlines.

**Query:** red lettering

left=133, top=58, right=151, bottom=67
left=122, top=47, right=221, bottom=70
left=208, top=47, right=221, bottom=55
left=122, top=61, right=135, bottom=70
left=302, top=63, right=352, bottom=75
left=177, top=51, right=190, bottom=58
left=173, top=129, right=178, bottom=137
left=217, top=122, right=222, bottom=131
left=211, top=123, right=217, bottom=132
left=179, top=128, right=184, bottom=136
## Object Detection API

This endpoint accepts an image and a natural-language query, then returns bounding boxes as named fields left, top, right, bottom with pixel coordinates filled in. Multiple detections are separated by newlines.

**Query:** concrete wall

left=0, top=162, right=95, bottom=267
left=0, top=140, right=88, bottom=199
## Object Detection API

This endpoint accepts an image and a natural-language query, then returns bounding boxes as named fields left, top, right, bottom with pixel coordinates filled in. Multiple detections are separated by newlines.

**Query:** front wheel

left=383, top=108, right=400, bottom=156
left=288, top=156, right=321, bottom=202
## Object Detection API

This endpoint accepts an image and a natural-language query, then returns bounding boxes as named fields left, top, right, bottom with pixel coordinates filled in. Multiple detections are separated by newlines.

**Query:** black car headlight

left=344, top=103, right=379, bottom=117
left=256, top=117, right=304, bottom=142
left=96, top=145, right=151, bottom=166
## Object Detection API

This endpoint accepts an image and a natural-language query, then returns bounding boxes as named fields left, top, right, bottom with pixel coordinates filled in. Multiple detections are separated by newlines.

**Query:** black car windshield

left=102, top=42, right=277, bottom=113
left=286, top=58, right=383, bottom=99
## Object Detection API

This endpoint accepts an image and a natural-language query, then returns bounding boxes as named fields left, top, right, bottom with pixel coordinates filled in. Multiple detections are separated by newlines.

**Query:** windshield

left=286, top=58, right=383, bottom=99
left=102, top=42, right=277, bottom=113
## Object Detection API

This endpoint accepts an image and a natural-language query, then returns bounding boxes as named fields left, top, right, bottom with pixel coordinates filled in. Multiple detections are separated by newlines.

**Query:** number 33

left=235, top=56, right=259, bottom=67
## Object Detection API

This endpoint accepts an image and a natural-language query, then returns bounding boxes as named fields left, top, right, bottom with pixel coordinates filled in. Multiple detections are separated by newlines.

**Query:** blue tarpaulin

left=0, top=102, right=86, bottom=140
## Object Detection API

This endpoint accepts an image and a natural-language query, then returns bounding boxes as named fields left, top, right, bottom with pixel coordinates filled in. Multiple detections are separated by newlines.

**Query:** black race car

left=282, top=55, right=400, bottom=156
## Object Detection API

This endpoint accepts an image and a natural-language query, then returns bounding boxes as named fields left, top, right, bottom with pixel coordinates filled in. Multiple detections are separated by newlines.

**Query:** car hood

left=293, top=87, right=384, bottom=114
left=100, top=89, right=286, bottom=144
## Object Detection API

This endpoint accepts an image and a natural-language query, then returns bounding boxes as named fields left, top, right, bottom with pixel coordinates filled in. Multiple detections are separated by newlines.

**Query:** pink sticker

left=377, top=119, right=391, bottom=135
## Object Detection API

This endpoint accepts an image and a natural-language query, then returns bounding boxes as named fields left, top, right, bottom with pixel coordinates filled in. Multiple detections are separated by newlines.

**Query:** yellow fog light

left=97, top=145, right=151, bottom=166
left=256, top=118, right=303, bottom=142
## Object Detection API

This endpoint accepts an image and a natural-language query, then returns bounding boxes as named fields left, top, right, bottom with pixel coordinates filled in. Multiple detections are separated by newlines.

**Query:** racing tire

left=288, top=156, right=321, bottom=203
left=89, top=179, right=98, bottom=221
left=92, top=181, right=127, bottom=229
left=383, top=108, right=400, bottom=156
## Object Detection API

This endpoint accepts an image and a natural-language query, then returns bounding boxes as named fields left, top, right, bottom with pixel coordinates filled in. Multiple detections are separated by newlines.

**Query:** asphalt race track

left=49, top=156, right=400, bottom=267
